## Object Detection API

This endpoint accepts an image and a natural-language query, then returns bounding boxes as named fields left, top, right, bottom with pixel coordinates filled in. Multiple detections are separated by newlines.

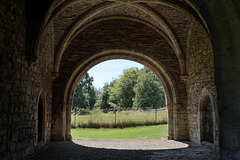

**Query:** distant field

left=71, top=109, right=168, bottom=128
left=71, top=124, right=168, bottom=140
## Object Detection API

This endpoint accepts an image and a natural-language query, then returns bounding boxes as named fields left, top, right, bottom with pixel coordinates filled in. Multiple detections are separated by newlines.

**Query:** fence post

left=155, top=108, right=157, bottom=122
left=115, top=109, right=117, bottom=128
left=75, top=108, right=77, bottom=127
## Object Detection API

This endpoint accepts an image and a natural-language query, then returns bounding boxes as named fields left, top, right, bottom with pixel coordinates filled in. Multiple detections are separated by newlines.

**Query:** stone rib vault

left=0, top=0, right=240, bottom=159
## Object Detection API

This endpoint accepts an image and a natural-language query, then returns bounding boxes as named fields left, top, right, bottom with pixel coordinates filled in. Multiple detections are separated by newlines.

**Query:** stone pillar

left=167, top=105, right=174, bottom=140
left=51, top=104, right=66, bottom=141
left=65, top=105, right=72, bottom=141
left=196, top=0, right=240, bottom=158
left=173, top=104, right=189, bottom=140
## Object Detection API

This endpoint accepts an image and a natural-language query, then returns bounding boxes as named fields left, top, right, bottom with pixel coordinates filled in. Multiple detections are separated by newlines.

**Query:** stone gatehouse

left=0, top=0, right=239, bottom=159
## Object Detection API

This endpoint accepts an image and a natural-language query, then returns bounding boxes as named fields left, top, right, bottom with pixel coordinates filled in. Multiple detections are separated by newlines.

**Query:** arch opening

left=201, top=96, right=214, bottom=143
left=50, top=0, right=194, bottom=143
left=197, top=87, right=217, bottom=148
left=63, top=50, right=178, bottom=108
left=37, top=94, right=47, bottom=143
left=57, top=50, right=186, bottom=142
left=199, top=95, right=214, bottom=144
left=70, top=59, right=167, bottom=130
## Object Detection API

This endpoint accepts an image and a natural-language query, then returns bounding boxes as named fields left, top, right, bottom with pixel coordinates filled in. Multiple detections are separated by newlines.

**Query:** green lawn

left=71, top=124, right=168, bottom=140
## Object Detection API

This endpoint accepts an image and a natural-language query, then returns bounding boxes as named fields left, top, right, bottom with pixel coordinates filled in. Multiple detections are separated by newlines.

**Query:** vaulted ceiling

left=48, top=0, right=206, bottom=76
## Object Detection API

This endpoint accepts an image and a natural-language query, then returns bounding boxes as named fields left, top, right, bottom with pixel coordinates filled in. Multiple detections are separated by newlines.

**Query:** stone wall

left=0, top=1, right=53, bottom=159
left=186, top=21, right=218, bottom=146
left=197, top=1, right=240, bottom=158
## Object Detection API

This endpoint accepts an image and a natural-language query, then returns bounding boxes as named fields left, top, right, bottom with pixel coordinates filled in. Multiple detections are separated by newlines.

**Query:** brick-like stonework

left=52, top=1, right=192, bottom=75
left=186, top=21, right=217, bottom=146
left=0, top=1, right=54, bottom=159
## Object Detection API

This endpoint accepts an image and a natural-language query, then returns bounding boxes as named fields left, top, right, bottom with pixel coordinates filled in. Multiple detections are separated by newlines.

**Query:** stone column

left=173, top=104, right=189, bottom=140
left=51, top=104, right=66, bottom=141
left=65, top=105, right=72, bottom=141
left=167, top=105, right=174, bottom=140
left=196, top=1, right=240, bottom=158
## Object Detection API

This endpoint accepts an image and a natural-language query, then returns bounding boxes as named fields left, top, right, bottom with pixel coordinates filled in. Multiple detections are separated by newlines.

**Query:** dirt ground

left=24, top=139, right=219, bottom=160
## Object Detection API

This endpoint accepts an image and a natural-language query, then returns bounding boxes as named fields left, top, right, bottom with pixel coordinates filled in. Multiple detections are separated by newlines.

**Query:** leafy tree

left=74, top=66, right=165, bottom=111
left=73, top=72, right=96, bottom=109
left=94, top=83, right=111, bottom=110
left=133, top=69, right=165, bottom=109
left=73, top=84, right=87, bottom=109
left=108, top=81, right=119, bottom=109
left=109, top=68, right=139, bottom=109
left=85, top=86, right=96, bottom=110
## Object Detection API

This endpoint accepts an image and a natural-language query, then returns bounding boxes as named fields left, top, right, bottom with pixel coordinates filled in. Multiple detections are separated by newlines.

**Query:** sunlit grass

left=71, top=124, right=168, bottom=140
left=71, top=108, right=168, bottom=128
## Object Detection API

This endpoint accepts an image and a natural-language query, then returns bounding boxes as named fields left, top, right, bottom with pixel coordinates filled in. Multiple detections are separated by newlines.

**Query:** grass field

left=71, top=124, right=168, bottom=139
left=71, top=108, right=168, bottom=128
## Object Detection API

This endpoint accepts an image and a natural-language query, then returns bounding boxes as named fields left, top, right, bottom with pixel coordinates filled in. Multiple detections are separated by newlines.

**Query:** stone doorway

left=198, top=89, right=216, bottom=145
left=38, top=96, right=44, bottom=142
left=202, top=96, right=214, bottom=143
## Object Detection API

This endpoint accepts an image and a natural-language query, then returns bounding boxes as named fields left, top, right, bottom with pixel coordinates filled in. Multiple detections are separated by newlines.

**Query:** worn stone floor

left=23, top=140, right=219, bottom=160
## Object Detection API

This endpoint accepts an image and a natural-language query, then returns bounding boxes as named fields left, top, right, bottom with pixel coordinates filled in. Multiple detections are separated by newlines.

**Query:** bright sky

left=88, top=59, right=144, bottom=89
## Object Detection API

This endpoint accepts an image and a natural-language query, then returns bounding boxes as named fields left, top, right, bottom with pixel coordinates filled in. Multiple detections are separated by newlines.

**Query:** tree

left=73, top=72, right=96, bottom=109
left=109, top=68, right=139, bottom=109
left=85, top=86, right=96, bottom=110
left=94, top=88, right=102, bottom=100
left=133, top=69, right=165, bottom=109
left=94, top=83, right=111, bottom=109
left=73, top=83, right=87, bottom=109
left=108, top=80, right=119, bottom=109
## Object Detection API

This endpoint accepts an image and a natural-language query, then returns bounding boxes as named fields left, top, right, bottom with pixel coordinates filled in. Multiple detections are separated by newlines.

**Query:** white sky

left=88, top=59, right=144, bottom=89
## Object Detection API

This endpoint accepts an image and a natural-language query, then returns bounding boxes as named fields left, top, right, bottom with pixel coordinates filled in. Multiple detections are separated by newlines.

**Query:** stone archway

left=37, top=93, right=47, bottom=142
left=32, top=1, right=219, bottom=149
left=62, top=49, right=184, bottom=141
left=44, top=0, right=214, bottom=151
left=51, top=13, right=190, bottom=141
left=3, top=0, right=240, bottom=159
left=201, top=96, right=214, bottom=143
left=25, top=2, right=236, bottom=155
left=198, top=88, right=216, bottom=145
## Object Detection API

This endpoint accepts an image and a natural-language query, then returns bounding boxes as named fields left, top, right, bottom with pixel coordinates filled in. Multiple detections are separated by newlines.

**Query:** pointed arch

left=37, top=91, right=47, bottom=142
left=62, top=49, right=181, bottom=140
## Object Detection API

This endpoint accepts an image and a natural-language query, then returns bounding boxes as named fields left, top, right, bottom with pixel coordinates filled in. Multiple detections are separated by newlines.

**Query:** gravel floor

left=24, top=139, right=220, bottom=160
